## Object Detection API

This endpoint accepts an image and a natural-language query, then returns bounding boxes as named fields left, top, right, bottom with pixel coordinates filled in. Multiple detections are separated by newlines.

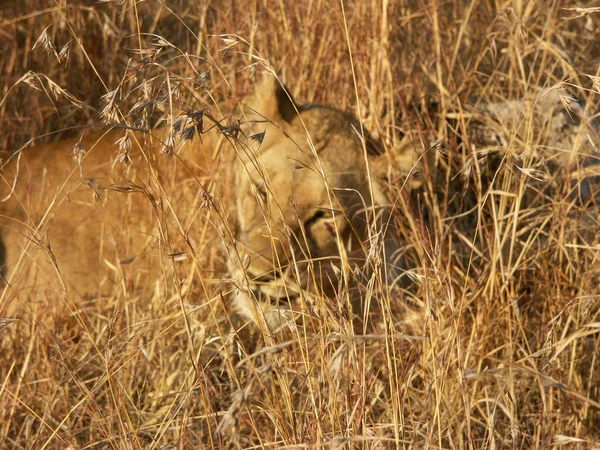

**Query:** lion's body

left=2, top=131, right=193, bottom=294
left=0, top=77, right=422, bottom=328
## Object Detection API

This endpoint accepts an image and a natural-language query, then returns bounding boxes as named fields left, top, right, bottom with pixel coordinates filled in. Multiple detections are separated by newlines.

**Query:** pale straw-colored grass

left=1, top=1, right=599, bottom=448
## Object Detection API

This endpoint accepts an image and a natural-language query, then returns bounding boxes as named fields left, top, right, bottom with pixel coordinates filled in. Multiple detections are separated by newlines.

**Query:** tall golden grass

left=1, top=0, right=599, bottom=448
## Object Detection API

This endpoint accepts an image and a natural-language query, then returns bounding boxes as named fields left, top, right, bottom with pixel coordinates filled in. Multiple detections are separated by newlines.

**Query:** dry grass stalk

left=0, top=1, right=599, bottom=448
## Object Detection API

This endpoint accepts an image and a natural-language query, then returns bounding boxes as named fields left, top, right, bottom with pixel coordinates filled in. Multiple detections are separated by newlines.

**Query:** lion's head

left=225, top=77, right=423, bottom=329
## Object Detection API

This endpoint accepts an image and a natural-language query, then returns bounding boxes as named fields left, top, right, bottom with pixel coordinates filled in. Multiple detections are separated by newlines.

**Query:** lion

left=0, top=76, right=424, bottom=330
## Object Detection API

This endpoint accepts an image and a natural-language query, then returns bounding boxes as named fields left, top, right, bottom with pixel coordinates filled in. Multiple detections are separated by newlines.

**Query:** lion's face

left=227, top=79, right=423, bottom=329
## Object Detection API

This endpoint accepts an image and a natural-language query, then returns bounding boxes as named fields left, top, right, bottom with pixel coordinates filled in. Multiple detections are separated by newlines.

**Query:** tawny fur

left=0, top=77, right=423, bottom=328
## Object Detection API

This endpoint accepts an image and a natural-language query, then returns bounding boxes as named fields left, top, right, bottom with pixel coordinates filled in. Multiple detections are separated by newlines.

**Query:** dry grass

left=1, top=0, right=600, bottom=448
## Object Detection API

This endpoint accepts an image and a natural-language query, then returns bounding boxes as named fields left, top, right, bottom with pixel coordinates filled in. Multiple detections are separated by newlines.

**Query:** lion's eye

left=305, top=209, right=336, bottom=228
left=310, top=209, right=334, bottom=221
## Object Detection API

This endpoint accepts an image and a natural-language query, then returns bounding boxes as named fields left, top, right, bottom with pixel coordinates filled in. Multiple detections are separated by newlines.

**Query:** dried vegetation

left=1, top=0, right=599, bottom=448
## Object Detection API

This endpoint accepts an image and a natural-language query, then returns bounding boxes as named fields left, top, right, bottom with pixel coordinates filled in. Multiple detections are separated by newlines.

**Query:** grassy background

left=1, top=0, right=600, bottom=448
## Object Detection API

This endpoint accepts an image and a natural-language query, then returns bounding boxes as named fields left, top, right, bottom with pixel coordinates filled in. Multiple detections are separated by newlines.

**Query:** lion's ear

left=246, top=76, right=297, bottom=123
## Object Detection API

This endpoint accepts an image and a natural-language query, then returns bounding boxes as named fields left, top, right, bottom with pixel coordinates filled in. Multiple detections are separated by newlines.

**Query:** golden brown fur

left=0, top=77, right=423, bottom=328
